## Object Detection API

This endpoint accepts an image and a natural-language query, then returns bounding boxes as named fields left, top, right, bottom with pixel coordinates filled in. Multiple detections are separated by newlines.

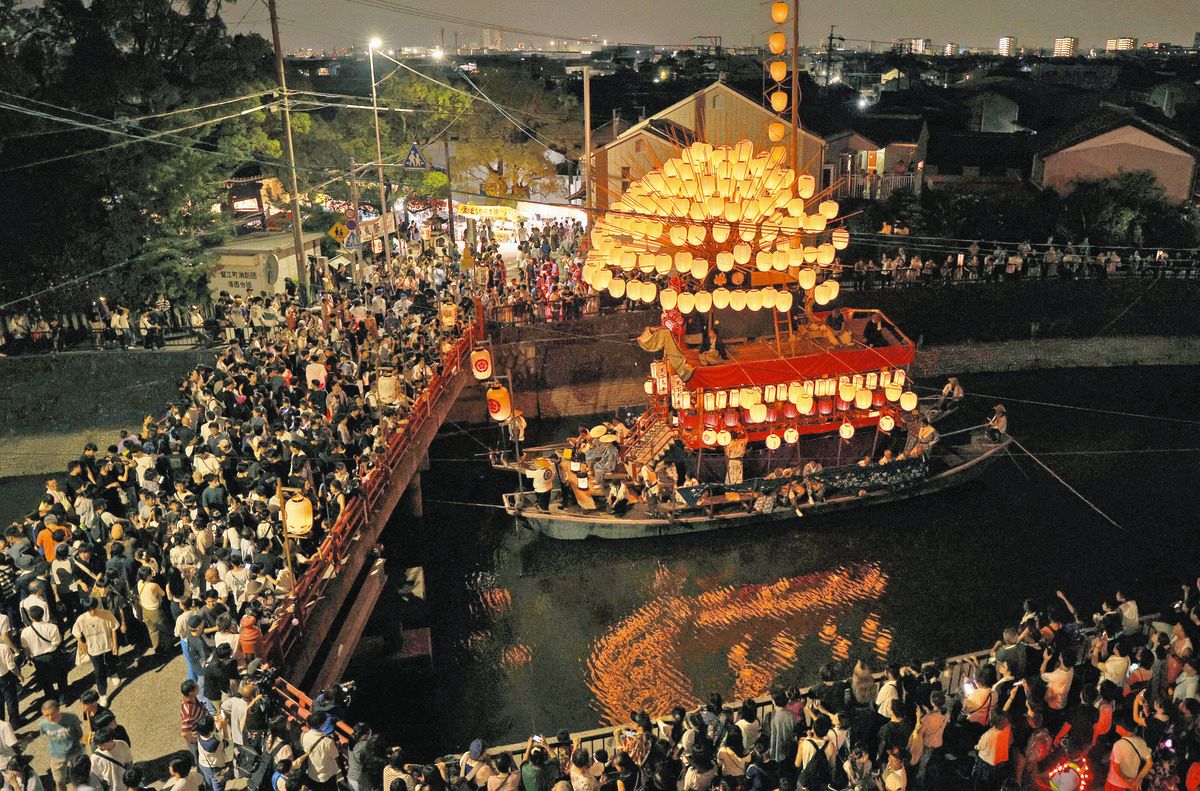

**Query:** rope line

left=1010, top=436, right=1128, bottom=533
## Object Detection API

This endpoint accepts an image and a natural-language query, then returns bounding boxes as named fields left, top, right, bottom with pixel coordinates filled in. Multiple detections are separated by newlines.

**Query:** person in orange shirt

left=238, top=614, right=262, bottom=661
left=36, top=515, right=71, bottom=562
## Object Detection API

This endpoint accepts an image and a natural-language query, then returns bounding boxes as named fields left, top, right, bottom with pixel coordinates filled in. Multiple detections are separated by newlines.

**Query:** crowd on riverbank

left=0, top=248, right=478, bottom=790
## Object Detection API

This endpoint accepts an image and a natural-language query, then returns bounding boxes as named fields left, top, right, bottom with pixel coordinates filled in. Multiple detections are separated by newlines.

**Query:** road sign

left=327, top=222, right=350, bottom=244
left=343, top=206, right=356, bottom=219
left=343, top=230, right=361, bottom=251
left=345, top=219, right=358, bottom=231
left=402, top=142, right=428, bottom=171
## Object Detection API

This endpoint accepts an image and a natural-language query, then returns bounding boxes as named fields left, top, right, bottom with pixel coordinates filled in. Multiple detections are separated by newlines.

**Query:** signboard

left=457, top=204, right=521, bottom=222
left=345, top=219, right=358, bottom=231
left=343, top=230, right=361, bottom=251
left=371, top=237, right=384, bottom=255
left=327, top=222, right=350, bottom=244
left=402, top=142, right=428, bottom=171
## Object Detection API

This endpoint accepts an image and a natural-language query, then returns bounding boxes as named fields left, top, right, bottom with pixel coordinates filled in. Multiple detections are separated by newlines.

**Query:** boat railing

left=260, top=319, right=479, bottom=667
left=482, top=613, right=1162, bottom=763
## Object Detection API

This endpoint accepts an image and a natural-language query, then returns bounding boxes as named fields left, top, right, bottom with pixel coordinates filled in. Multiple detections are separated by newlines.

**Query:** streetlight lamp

left=367, top=37, right=393, bottom=270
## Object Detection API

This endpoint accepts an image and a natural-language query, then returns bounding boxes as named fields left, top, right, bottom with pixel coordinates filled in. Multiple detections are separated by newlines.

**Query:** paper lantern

left=766, top=433, right=781, bottom=450
left=677, top=292, right=695, bottom=314
left=723, top=408, right=739, bottom=427
left=796, top=173, right=816, bottom=199
left=832, top=228, right=851, bottom=250
left=797, top=268, right=817, bottom=291
left=660, top=288, right=678, bottom=311
left=644, top=380, right=654, bottom=395
left=594, top=268, right=612, bottom=290
left=729, top=388, right=741, bottom=408
left=784, top=427, right=800, bottom=444
left=775, top=290, right=794, bottom=312
left=655, top=254, right=672, bottom=275
left=817, top=244, right=836, bottom=265
left=770, top=91, right=788, bottom=113
left=819, top=200, right=839, bottom=219
left=703, top=391, right=716, bottom=411
left=894, top=370, right=907, bottom=386
left=798, top=394, right=814, bottom=415
left=761, top=288, right=777, bottom=310
left=746, top=290, right=763, bottom=311
left=805, top=214, right=828, bottom=232
left=749, top=403, right=767, bottom=423
left=818, top=397, right=834, bottom=415
left=627, top=280, right=642, bottom=302
left=640, top=281, right=658, bottom=304
left=755, top=251, right=772, bottom=272
left=712, top=288, right=731, bottom=310
left=768, top=32, right=786, bottom=54
left=729, top=289, right=747, bottom=311
left=694, top=291, right=713, bottom=313
left=879, top=415, right=895, bottom=433
left=469, top=347, right=493, bottom=380
left=638, top=253, right=655, bottom=273
left=764, top=384, right=777, bottom=403
left=712, top=223, right=731, bottom=244
left=702, top=428, right=717, bottom=446
left=827, top=279, right=841, bottom=300
left=813, top=282, right=832, bottom=305
left=768, top=122, right=786, bottom=142
left=838, top=383, right=856, bottom=405
left=771, top=250, right=789, bottom=271
left=608, top=278, right=626, bottom=299
left=787, top=382, right=802, bottom=403
left=803, top=246, right=820, bottom=263
left=885, top=383, right=902, bottom=402
left=900, top=391, right=918, bottom=411
left=839, top=421, right=855, bottom=440
left=770, top=1, right=788, bottom=23
left=717, top=429, right=732, bottom=447
left=733, top=243, right=752, bottom=265
left=486, top=383, right=512, bottom=422
left=690, top=257, right=709, bottom=279
left=669, top=226, right=687, bottom=246
left=768, top=61, right=788, bottom=82
left=716, top=251, right=735, bottom=272
left=855, top=389, right=872, bottom=410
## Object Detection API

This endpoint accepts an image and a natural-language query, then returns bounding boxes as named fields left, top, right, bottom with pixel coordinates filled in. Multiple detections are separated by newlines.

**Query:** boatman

left=909, top=417, right=940, bottom=460
left=505, top=409, right=527, bottom=446
left=522, top=458, right=556, bottom=511
left=986, top=404, right=1008, bottom=442
left=588, top=434, right=620, bottom=479
left=725, top=434, right=748, bottom=485
left=936, top=377, right=965, bottom=410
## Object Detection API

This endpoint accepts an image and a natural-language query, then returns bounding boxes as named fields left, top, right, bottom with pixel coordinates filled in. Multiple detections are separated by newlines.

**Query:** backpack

left=798, top=738, right=831, bottom=791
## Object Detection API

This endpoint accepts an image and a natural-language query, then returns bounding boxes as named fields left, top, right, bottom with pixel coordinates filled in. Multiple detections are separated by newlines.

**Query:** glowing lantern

left=768, top=32, right=786, bottom=54
left=770, top=91, right=788, bottom=113
left=723, top=408, right=740, bottom=427
left=761, top=289, right=777, bottom=310
left=626, top=280, right=642, bottom=302
left=818, top=398, right=834, bottom=415
left=703, top=392, right=716, bottom=411
left=713, top=288, right=731, bottom=310
left=660, top=289, right=679, bottom=311
left=594, top=268, right=612, bottom=290
left=729, top=290, right=748, bottom=311
left=770, top=1, right=788, bottom=23
left=638, top=253, right=655, bottom=273
left=797, top=395, right=813, bottom=415
left=788, top=382, right=803, bottom=403
left=733, top=243, right=752, bottom=265
left=832, top=228, right=851, bottom=250
left=839, top=421, right=855, bottom=440
left=819, top=200, right=840, bottom=219
left=702, top=428, right=717, bottom=446
left=716, top=251, right=735, bottom=272
left=768, top=122, right=786, bottom=142
left=817, top=244, right=837, bottom=265
left=784, top=427, right=800, bottom=444
left=813, top=282, right=832, bottom=305
left=885, top=383, right=902, bottom=402
left=766, top=433, right=781, bottom=450
left=608, top=278, right=626, bottom=299
left=677, top=292, right=696, bottom=314
left=798, top=268, right=817, bottom=290
left=729, top=389, right=740, bottom=408
left=803, top=246, right=820, bottom=263
left=717, top=429, right=732, bottom=447
left=776, top=291, right=794, bottom=312
left=486, top=383, right=512, bottom=422
left=746, top=290, right=763, bottom=311
left=640, top=281, right=658, bottom=304
left=838, top=382, right=856, bottom=403
left=894, top=370, right=907, bottom=386
left=690, top=257, right=709, bottom=279
left=879, top=415, right=895, bottom=433
left=755, top=251, right=772, bottom=272
left=855, top=389, right=873, bottom=410
left=712, top=223, right=731, bottom=244
left=669, top=226, right=687, bottom=246
left=900, top=391, right=919, bottom=411
left=750, top=403, right=767, bottom=423
left=805, top=214, right=828, bottom=232
left=796, top=173, right=816, bottom=199
left=655, top=254, right=672, bottom=275
left=644, top=380, right=654, bottom=395
left=768, top=61, right=788, bottom=82
left=764, top=384, right=777, bottom=402
left=694, top=291, right=713, bottom=313
left=826, top=279, right=841, bottom=300
left=773, top=250, right=790, bottom=271
left=469, top=347, right=493, bottom=380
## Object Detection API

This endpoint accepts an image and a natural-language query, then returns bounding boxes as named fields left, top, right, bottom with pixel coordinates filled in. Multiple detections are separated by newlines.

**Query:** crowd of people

left=0, top=243, right=479, bottom=791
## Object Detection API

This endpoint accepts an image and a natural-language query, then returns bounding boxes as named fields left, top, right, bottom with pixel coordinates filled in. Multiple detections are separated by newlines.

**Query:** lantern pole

left=789, top=0, right=800, bottom=175
left=583, top=65, right=592, bottom=227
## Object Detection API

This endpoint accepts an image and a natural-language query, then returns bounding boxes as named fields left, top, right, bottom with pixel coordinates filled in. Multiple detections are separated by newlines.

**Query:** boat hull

left=505, top=435, right=1011, bottom=540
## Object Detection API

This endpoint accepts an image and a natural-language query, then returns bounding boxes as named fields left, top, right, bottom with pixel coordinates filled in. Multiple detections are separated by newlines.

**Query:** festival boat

left=482, top=130, right=1010, bottom=539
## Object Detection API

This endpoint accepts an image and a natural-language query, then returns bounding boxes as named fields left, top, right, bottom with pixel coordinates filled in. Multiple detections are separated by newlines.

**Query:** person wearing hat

left=937, top=377, right=965, bottom=410
left=986, top=404, right=1008, bottom=443
left=459, top=740, right=494, bottom=790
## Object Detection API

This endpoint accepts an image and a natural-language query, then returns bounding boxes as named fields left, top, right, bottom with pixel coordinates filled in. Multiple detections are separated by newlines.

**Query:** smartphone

left=962, top=678, right=978, bottom=696
left=532, top=735, right=543, bottom=743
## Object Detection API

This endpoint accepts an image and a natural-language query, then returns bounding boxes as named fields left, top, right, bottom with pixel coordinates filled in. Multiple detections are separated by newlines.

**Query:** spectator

left=38, top=699, right=83, bottom=791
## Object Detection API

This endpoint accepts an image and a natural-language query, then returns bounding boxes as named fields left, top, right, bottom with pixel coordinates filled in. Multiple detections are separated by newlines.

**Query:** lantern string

left=443, top=419, right=502, bottom=454
left=1009, top=436, right=1128, bottom=533
left=911, top=386, right=1200, bottom=426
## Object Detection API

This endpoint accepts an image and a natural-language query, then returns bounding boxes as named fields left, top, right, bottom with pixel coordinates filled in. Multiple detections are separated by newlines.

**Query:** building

left=207, top=231, right=325, bottom=298
left=907, top=38, right=930, bottom=55
left=482, top=28, right=502, bottom=51
left=1053, top=37, right=1078, bottom=57
left=1032, top=106, right=1200, bottom=202
left=823, top=114, right=929, bottom=199
left=998, top=36, right=1017, bottom=57
left=589, top=81, right=825, bottom=211
left=943, top=42, right=957, bottom=56
left=963, top=90, right=1022, bottom=133
left=1105, top=37, right=1138, bottom=52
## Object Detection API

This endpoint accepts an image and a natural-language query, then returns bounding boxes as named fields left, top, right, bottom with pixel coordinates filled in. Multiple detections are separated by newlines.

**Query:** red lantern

left=818, top=398, right=834, bottom=415
left=765, top=406, right=778, bottom=423
left=836, top=397, right=851, bottom=411
left=724, top=409, right=740, bottom=427
left=873, top=390, right=886, bottom=407
left=782, top=402, right=798, bottom=419
left=703, top=412, right=719, bottom=428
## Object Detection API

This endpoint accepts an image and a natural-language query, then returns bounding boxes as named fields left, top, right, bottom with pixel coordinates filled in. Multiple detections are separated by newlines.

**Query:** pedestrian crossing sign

left=328, top=222, right=350, bottom=243
left=402, top=142, right=428, bottom=171
left=343, top=230, right=361, bottom=251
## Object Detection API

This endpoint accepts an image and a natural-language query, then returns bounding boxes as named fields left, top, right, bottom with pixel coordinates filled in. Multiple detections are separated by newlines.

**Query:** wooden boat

left=498, top=433, right=1011, bottom=540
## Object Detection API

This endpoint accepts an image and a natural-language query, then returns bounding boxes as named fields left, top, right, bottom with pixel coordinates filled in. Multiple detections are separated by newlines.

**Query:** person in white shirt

left=299, top=714, right=341, bottom=791
left=875, top=667, right=902, bottom=718
left=20, top=608, right=67, bottom=703
left=972, top=714, right=1010, bottom=789
left=167, top=755, right=206, bottom=791
left=1106, top=725, right=1150, bottom=790
left=1041, top=649, right=1074, bottom=713
left=1116, top=591, right=1139, bottom=636
left=1173, top=658, right=1200, bottom=703
left=1094, top=641, right=1131, bottom=689
left=0, top=641, right=21, bottom=725
left=878, top=747, right=908, bottom=790
left=71, top=598, right=121, bottom=706
left=91, top=728, right=134, bottom=791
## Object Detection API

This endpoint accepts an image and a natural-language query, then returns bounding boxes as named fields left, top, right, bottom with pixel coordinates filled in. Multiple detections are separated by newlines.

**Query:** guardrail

left=260, top=317, right=479, bottom=667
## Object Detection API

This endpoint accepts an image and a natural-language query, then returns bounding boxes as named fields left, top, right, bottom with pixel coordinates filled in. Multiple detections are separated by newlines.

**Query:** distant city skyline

left=252, top=0, right=1198, bottom=53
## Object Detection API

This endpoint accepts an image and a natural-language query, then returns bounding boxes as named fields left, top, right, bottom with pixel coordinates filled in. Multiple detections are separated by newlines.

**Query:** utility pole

left=267, top=0, right=309, bottom=303
left=368, top=42, right=394, bottom=272
left=583, top=65, right=592, bottom=226
left=790, top=1, right=800, bottom=175
left=349, top=162, right=362, bottom=285
left=443, top=136, right=456, bottom=255
left=824, top=25, right=844, bottom=88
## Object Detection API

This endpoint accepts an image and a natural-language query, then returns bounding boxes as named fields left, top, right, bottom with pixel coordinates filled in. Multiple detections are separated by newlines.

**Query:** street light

left=367, top=37, right=393, bottom=270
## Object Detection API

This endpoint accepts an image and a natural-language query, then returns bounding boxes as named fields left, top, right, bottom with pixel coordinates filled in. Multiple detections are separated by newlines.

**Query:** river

left=325, top=365, right=1200, bottom=754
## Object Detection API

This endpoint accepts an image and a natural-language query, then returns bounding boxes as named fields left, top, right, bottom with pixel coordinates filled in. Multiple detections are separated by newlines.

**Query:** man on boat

left=802, top=460, right=824, bottom=503
left=505, top=409, right=527, bottom=446
left=521, top=458, right=556, bottom=512
left=986, top=405, right=1008, bottom=442
left=936, top=377, right=965, bottom=410
left=588, top=434, right=621, bottom=479
left=907, top=417, right=940, bottom=460
left=725, top=434, right=748, bottom=485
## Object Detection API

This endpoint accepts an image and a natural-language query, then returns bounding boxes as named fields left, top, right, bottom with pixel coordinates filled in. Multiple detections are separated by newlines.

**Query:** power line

left=341, top=0, right=602, bottom=44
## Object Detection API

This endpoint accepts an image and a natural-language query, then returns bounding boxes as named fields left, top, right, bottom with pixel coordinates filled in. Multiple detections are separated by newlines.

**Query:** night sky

left=250, top=0, right=1200, bottom=53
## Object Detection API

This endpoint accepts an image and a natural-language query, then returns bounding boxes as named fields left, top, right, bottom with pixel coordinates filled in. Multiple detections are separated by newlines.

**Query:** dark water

left=342, top=366, right=1200, bottom=757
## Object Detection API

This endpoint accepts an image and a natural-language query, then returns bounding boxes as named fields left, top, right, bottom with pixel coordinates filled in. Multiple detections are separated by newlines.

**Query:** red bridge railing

left=261, top=316, right=480, bottom=668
